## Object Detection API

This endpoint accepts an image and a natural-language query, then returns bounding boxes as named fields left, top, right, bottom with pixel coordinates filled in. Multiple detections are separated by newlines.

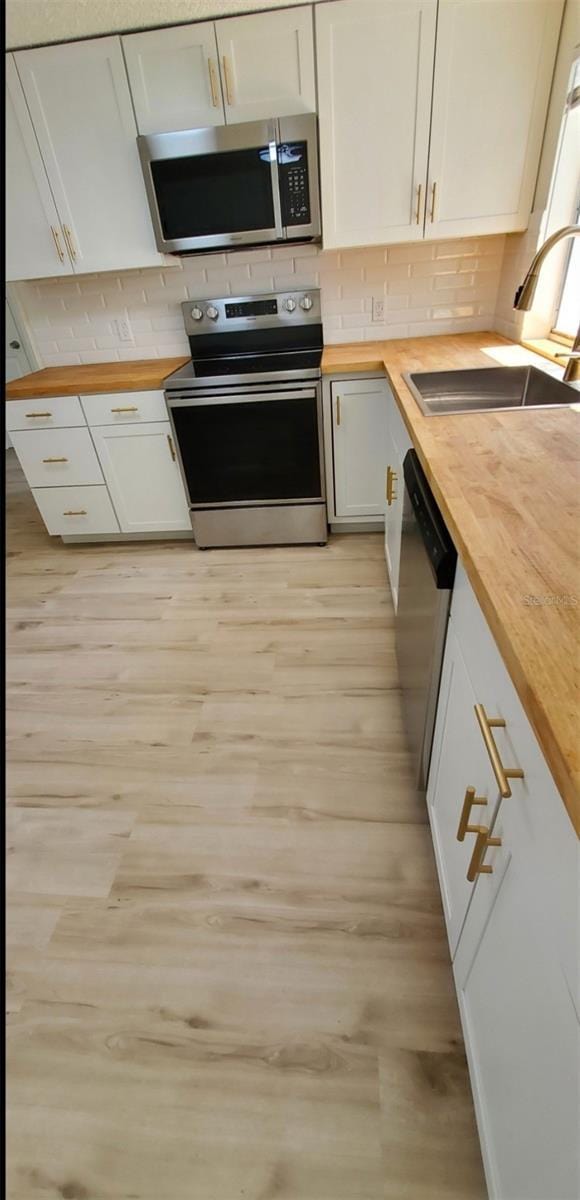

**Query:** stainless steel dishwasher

left=395, top=449, right=457, bottom=792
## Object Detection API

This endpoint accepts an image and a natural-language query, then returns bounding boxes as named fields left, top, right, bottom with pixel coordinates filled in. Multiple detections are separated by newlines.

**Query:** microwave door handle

left=269, top=137, right=284, bottom=240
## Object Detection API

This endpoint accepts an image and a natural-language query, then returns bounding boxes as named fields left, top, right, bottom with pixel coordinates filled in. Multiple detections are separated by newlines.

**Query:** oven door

left=138, top=120, right=282, bottom=254
left=167, top=385, right=325, bottom=509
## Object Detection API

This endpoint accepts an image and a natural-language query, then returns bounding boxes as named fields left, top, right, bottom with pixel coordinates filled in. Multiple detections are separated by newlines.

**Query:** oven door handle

left=166, top=388, right=318, bottom=406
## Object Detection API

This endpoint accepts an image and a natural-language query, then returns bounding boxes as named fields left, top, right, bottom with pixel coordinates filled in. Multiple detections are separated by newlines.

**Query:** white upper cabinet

left=6, top=56, right=73, bottom=281
left=316, top=0, right=437, bottom=249
left=14, top=37, right=166, bottom=274
left=122, top=22, right=225, bottom=134
left=215, top=5, right=316, bottom=124
left=426, top=0, right=564, bottom=239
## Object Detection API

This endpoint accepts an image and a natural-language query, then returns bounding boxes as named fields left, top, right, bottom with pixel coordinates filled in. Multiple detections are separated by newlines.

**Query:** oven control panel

left=182, top=290, right=320, bottom=335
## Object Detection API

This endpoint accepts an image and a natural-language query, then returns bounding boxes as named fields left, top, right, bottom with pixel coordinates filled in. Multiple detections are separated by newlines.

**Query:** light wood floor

left=6, top=450, right=486, bottom=1200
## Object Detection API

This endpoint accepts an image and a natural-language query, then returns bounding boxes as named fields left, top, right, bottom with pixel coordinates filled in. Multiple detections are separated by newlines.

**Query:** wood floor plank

left=5, top=449, right=485, bottom=1200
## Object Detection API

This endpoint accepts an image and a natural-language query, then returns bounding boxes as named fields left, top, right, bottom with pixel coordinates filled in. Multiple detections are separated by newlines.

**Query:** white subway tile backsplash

left=13, top=235, right=506, bottom=364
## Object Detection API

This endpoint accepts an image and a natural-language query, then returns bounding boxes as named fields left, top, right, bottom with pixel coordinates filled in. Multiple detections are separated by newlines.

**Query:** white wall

left=5, top=0, right=322, bottom=48
left=11, top=236, right=505, bottom=367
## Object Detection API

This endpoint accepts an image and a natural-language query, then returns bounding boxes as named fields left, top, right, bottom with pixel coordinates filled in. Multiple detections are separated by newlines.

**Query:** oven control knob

left=190, top=306, right=204, bottom=321
left=300, top=295, right=313, bottom=311
left=284, top=298, right=297, bottom=312
left=206, top=305, right=219, bottom=321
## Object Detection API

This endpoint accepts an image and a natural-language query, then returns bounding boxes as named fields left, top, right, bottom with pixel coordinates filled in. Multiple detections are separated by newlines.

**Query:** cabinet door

left=427, top=621, right=501, bottom=952
left=216, top=6, right=316, bottom=125
left=122, top=22, right=224, bottom=135
left=316, top=0, right=436, bottom=249
left=91, top=422, right=190, bottom=533
left=6, top=56, right=73, bottom=281
left=454, top=797, right=579, bottom=1200
left=426, top=0, right=563, bottom=239
left=331, top=379, right=389, bottom=519
left=15, top=37, right=165, bottom=274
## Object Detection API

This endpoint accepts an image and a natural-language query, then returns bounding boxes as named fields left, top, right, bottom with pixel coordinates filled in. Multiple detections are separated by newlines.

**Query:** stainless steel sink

left=403, top=365, right=579, bottom=416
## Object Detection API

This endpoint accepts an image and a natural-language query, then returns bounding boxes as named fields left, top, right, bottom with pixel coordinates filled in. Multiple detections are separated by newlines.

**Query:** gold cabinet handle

left=474, top=704, right=524, bottom=798
left=110, top=406, right=139, bottom=413
left=63, top=509, right=87, bottom=516
left=62, top=225, right=77, bottom=262
left=336, top=395, right=341, bottom=426
left=456, top=785, right=487, bottom=842
left=467, top=827, right=502, bottom=882
left=167, top=433, right=176, bottom=462
left=50, top=225, right=65, bottom=263
left=26, top=411, right=52, bottom=418
left=415, top=183, right=422, bottom=225
left=42, top=456, right=68, bottom=463
left=429, top=181, right=437, bottom=223
left=208, top=58, right=220, bottom=107
left=222, top=55, right=234, bottom=106
left=386, top=466, right=398, bottom=506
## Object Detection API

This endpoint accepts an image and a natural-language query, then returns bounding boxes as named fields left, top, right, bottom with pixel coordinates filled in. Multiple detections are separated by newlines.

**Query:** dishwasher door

left=395, top=450, right=456, bottom=791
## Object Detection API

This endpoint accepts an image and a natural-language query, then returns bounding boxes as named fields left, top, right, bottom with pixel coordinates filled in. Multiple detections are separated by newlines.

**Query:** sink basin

left=403, top=365, right=579, bottom=416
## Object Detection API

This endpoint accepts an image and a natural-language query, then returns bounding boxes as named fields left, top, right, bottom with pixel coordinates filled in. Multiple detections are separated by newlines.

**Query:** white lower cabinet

left=454, top=799, right=579, bottom=1200
left=10, top=427, right=104, bottom=488
left=32, top=485, right=120, bottom=536
left=328, top=376, right=389, bottom=520
left=428, top=561, right=579, bottom=1200
left=427, top=622, right=500, bottom=952
left=91, top=421, right=190, bottom=533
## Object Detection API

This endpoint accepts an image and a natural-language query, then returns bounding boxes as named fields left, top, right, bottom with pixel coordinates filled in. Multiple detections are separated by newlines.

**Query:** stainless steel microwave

left=137, top=113, right=321, bottom=255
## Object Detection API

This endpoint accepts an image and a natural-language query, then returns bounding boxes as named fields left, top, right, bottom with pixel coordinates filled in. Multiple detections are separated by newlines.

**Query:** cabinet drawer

left=32, top=485, right=120, bottom=536
left=10, top=427, right=104, bottom=488
left=80, top=390, right=168, bottom=426
left=6, top=395, right=86, bottom=431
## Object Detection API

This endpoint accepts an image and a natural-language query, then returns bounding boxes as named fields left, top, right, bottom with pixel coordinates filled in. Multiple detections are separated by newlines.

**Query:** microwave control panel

left=279, top=143, right=311, bottom=226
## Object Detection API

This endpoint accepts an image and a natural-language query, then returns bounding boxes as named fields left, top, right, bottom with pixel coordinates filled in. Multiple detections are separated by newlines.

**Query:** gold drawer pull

left=336, top=395, right=341, bottom=426
left=430, top=180, right=437, bottom=223
left=222, top=55, right=234, bottom=106
left=62, top=224, right=77, bottom=262
left=474, top=704, right=524, bottom=798
left=467, top=827, right=502, bottom=882
left=167, top=433, right=176, bottom=462
left=208, top=57, right=220, bottom=107
left=415, top=183, right=422, bottom=225
left=110, top=406, right=139, bottom=413
left=457, top=785, right=487, bottom=841
left=63, top=509, right=87, bottom=517
left=26, top=411, right=52, bottom=418
left=42, top=456, right=68, bottom=463
left=386, top=465, right=398, bottom=506
left=51, top=225, right=65, bottom=262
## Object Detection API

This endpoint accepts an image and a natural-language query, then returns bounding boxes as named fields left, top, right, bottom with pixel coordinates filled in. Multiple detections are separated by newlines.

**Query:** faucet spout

left=513, top=223, right=580, bottom=383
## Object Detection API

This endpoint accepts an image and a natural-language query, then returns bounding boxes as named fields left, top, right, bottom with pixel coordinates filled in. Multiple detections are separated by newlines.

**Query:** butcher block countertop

left=324, top=333, right=580, bottom=835
left=5, top=357, right=189, bottom=399
left=7, top=336, right=579, bottom=831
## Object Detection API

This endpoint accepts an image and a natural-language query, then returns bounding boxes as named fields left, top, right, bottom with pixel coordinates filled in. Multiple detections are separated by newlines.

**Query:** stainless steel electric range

left=164, top=289, right=326, bottom=549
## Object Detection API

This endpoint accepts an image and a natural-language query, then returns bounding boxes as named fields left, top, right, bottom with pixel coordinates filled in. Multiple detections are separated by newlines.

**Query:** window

left=549, top=58, right=580, bottom=341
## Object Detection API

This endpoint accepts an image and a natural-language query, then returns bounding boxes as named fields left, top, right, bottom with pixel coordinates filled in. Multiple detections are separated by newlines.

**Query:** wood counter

left=325, top=333, right=580, bottom=835
left=5, top=357, right=189, bottom=399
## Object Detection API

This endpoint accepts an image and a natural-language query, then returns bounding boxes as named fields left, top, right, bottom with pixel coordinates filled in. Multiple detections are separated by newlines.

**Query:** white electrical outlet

left=372, top=297, right=385, bottom=323
left=114, top=317, right=133, bottom=343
